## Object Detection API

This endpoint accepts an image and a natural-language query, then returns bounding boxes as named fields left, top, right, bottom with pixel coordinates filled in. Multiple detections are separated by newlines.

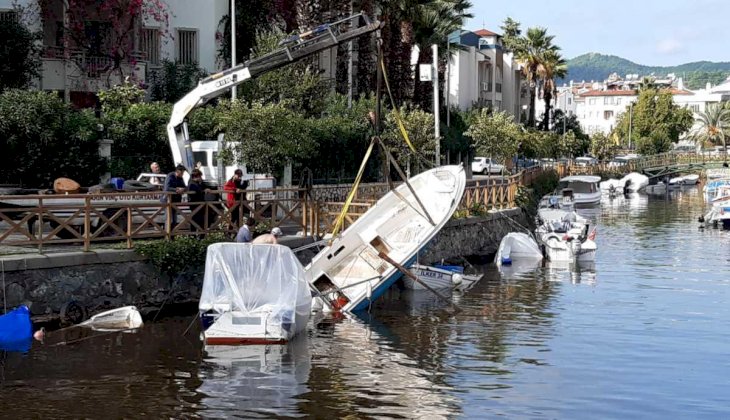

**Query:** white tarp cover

left=495, top=233, right=543, bottom=266
left=200, top=243, right=311, bottom=318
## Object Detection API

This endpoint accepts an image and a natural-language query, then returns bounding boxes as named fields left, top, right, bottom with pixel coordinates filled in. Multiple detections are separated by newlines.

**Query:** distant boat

left=307, top=166, right=466, bottom=313
left=557, top=176, right=602, bottom=206
left=200, top=243, right=313, bottom=345
left=669, top=174, right=699, bottom=186
left=405, top=264, right=483, bottom=291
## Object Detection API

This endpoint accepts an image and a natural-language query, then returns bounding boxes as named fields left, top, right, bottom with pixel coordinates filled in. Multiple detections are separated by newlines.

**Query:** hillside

left=564, top=53, right=730, bottom=89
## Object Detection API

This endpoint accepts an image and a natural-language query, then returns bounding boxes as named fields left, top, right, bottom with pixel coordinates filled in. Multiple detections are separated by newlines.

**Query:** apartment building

left=1, top=0, right=226, bottom=106
left=446, top=29, right=527, bottom=121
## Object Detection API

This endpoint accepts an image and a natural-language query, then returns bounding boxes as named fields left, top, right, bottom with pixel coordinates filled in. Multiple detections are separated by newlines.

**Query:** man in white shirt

left=235, top=218, right=256, bottom=243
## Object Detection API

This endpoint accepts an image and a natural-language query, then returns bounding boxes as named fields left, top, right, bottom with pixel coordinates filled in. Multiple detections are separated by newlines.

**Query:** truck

left=0, top=13, right=381, bottom=239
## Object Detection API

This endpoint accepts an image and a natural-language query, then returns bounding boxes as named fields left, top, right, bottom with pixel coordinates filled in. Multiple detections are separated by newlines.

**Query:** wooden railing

left=0, top=169, right=552, bottom=250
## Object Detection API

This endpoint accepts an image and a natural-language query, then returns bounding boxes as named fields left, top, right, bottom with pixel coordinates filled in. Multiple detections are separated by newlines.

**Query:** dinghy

left=80, top=306, right=144, bottom=331
left=405, top=264, right=483, bottom=291
left=494, top=232, right=543, bottom=266
left=200, top=243, right=312, bottom=345
left=307, top=165, right=466, bottom=313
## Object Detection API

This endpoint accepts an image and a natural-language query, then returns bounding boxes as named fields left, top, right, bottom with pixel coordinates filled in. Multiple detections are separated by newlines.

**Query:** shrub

left=134, top=232, right=228, bottom=279
left=0, top=90, right=106, bottom=187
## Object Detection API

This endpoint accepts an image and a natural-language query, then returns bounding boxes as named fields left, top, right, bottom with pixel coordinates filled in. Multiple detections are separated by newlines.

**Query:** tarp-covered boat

left=200, top=243, right=312, bottom=345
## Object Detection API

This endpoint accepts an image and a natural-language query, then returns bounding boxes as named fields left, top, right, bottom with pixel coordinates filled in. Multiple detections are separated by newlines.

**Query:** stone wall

left=0, top=208, right=531, bottom=321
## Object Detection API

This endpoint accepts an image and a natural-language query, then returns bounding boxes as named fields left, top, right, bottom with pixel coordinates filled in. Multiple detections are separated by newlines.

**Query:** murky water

left=2, top=186, right=730, bottom=418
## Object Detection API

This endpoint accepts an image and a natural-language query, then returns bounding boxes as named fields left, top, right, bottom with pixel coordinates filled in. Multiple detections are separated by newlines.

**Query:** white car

left=471, top=157, right=505, bottom=175
left=574, top=156, right=598, bottom=167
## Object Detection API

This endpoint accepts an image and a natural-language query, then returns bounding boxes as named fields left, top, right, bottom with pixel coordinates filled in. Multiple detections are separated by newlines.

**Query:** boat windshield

left=559, top=181, right=596, bottom=193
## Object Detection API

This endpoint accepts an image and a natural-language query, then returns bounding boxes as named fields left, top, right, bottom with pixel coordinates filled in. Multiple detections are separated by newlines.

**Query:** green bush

left=135, top=233, right=228, bottom=278
left=0, top=19, right=40, bottom=92
left=0, top=90, right=106, bottom=187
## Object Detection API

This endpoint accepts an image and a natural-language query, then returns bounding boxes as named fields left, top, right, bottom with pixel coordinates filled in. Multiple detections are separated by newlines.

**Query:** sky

left=466, top=0, right=730, bottom=66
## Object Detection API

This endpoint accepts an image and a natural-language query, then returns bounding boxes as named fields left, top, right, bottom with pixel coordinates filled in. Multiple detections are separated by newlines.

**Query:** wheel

left=60, top=300, right=87, bottom=325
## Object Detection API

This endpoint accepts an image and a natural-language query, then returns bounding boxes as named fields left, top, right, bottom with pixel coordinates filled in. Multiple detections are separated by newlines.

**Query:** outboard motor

left=623, top=179, right=632, bottom=195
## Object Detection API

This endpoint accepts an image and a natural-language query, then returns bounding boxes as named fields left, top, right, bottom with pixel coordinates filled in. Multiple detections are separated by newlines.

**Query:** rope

left=331, top=139, right=376, bottom=238
left=2, top=260, right=5, bottom=314
left=380, top=60, right=416, bottom=153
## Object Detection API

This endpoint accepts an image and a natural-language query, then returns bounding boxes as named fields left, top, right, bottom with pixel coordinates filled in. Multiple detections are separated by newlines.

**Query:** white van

left=191, top=140, right=276, bottom=191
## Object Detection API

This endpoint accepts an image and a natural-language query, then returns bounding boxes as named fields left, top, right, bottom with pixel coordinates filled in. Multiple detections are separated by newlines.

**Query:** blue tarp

left=0, top=305, right=33, bottom=352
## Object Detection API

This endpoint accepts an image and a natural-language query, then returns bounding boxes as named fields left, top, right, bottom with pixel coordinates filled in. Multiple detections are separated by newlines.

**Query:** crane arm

left=166, top=12, right=381, bottom=180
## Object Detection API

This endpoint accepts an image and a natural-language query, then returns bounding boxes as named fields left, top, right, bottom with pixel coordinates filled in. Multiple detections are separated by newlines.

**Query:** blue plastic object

left=110, top=177, right=125, bottom=190
left=0, top=305, right=33, bottom=352
left=434, top=264, right=465, bottom=274
left=500, top=257, right=513, bottom=266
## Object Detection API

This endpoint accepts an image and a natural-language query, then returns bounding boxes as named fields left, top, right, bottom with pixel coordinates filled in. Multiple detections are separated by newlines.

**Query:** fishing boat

left=199, top=243, right=313, bottom=345
left=536, top=209, right=597, bottom=262
left=494, top=232, right=543, bottom=266
left=404, top=264, right=483, bottom=291
left=557, top=176, right=602, bottom=206
left=307, top=165, right=466, bottom=313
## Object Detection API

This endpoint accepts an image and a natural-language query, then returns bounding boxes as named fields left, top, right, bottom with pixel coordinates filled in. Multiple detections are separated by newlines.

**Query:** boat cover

left=0, top=305, right=32, bottom=352
left=200, top=243, right=311, bottom=320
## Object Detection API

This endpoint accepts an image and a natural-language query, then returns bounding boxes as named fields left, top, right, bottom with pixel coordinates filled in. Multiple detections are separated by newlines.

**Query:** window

left=604, top=110, right=614, bottom=120
left=176, top=29, right=198, bottom=65
left=193, top=151, right=208, bottom=167
left=689, top=104, right=700, bottom=113
left=141, top=28, right=161, bottom=66
left=0, top=10, right=18, bottom=23
left=568, top=98, right=572, bottom=105
left=588, top=98, right=597, bottom=105
left=604, top=97, right=611, bottom=105
left=616, top=98, right=622, bottom=105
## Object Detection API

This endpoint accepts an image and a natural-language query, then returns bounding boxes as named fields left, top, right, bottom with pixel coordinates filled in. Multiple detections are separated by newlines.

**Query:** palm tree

left=513, top=27, right=560, bottom=128
left=693, top=103, right=730, bottom=154
left=412, top=0, right=473, bottom=109
left=538, top=49, right=567, bottom=130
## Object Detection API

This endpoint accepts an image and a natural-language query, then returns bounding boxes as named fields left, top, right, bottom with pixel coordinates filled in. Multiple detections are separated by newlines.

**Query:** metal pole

left=433, top=44, right=440, bottom=166
left=628, top=102, right=633, bottom=150
left=231, top=0, right=237, bottom=101
left=446, top=35, right=450, bottom=127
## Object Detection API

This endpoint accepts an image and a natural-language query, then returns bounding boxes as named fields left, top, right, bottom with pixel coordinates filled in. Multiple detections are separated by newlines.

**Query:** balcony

left=40, top=47, right=147, bottom=92
left=481, top=81, right=492, bottom=92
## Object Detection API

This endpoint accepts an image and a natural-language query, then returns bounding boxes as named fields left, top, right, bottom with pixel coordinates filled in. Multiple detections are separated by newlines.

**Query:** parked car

left=471, top=157, right=505, bottom=175
left=574, top=156, right=598, bottom=167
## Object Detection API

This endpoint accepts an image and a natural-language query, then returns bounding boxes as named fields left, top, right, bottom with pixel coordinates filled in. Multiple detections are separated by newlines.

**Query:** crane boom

left=167, top=12, right=381, bottom=183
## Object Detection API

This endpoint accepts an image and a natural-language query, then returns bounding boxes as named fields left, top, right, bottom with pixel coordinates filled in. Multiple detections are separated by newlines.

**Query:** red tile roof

left=579, top=88, right=693, bottom=97
left=475, top=29, right=499, bottom=37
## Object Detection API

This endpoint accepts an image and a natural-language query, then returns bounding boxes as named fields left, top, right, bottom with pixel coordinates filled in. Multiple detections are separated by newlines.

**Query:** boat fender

left=452, top=273, right=464, bottom=286
left=366, top=282, right=372, bottom=300
left=500, top=257, right=512, bottom=266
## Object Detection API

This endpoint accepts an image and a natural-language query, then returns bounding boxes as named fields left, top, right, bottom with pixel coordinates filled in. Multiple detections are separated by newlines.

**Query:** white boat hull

left=404, top=264, right=483, bottom=291
left=541, top=234, right=597, bottom=262
left=307, top=166, right=467, bottom=313
left=203, top=306, right=310, bottom=345
left=495, top=232, right=543, bottom=266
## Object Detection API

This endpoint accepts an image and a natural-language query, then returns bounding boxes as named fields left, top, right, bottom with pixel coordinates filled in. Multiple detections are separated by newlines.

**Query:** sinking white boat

left=80, top=306, right=143, bottom=330
left=199, top=243, right=312, bottom=345
left=405, top=264, right=483, bottom=291
left=557, top=176, right=602, bottom=206
left=620, top=172, right=649, bottom=193
left=536, top=209, right=597, bottom=262
left=669, top=174, right=700, bottom=186
left=307, top=165, right=466, bottom=313
left=646, top=182, right=667, bottom=194
left=494, top=232, right=543, bottom=266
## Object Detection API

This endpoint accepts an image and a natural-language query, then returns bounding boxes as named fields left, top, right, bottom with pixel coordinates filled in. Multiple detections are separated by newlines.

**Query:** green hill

left=564, top=53, right=730, bottom=89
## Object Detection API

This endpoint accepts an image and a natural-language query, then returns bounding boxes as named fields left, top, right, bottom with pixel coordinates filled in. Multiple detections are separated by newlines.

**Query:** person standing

left=224, top=169, right=249, bottom=227
left=187, top=169, right=207, bottom=236
left=149, top=162, right=163, bottom=187
left=162, top=164, right=187, bottom=231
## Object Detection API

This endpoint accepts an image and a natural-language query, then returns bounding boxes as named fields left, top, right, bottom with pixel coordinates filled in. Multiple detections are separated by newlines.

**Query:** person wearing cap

left=162, top=164, right=188, bottom=230
left=251, top=227, right=283, bottom=244
left=224, top=169, right=249, bottom=227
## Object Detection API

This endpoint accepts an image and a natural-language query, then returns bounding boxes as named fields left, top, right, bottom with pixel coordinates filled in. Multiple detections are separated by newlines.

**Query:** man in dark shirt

left=162, top=164, right=187, bottom=230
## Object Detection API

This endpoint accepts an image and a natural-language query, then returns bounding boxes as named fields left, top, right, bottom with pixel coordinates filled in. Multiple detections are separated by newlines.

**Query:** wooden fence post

left=83, top=196, right=91, bottom=252
left=38, top=196, right=44, bottom=254
left=126, top=206, right=133, bottom=249
left=165, top=195, right=172, bottom=241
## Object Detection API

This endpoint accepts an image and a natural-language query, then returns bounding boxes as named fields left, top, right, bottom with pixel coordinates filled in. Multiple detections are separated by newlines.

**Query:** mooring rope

left=2, top=260, right=6, bottom=314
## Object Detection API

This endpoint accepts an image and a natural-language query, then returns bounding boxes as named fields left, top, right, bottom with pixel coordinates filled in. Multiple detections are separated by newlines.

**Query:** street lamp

left=231, top=0, right=236, bottom=101
left=628, top=102, right=633, bottom=150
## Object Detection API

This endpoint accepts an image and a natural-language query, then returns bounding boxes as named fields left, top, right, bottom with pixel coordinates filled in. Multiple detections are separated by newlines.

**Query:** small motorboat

left=200, top=243, right=312, bottom=345
left=646, top=182, right=667, bottom=195
left=0, top=305, right=33, bottom=352
left=703, top=178, right=730, bottom=202
left=494, top=232, right=543, bottom=266
left=307, top=166, right=466, bottom=313
left=405, top=264, right=483, bottom=291
left=669, top=174, right=700, bottom=187
left=536, top=209, right=597, bottom=262
left=700, top=185, right=730, bottom=229
left=620, top=172, right=649, bottom=193
left=557, top=176, right=602, bottom=206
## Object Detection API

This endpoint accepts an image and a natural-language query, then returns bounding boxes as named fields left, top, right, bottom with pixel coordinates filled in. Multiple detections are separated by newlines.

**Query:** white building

left=1, top=0, right=225, bottom=106
left=446, top=29, right=526, bottom=121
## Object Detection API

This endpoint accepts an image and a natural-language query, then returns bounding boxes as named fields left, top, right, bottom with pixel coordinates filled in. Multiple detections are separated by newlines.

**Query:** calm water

left=2, top=186, right=730, bottom=418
